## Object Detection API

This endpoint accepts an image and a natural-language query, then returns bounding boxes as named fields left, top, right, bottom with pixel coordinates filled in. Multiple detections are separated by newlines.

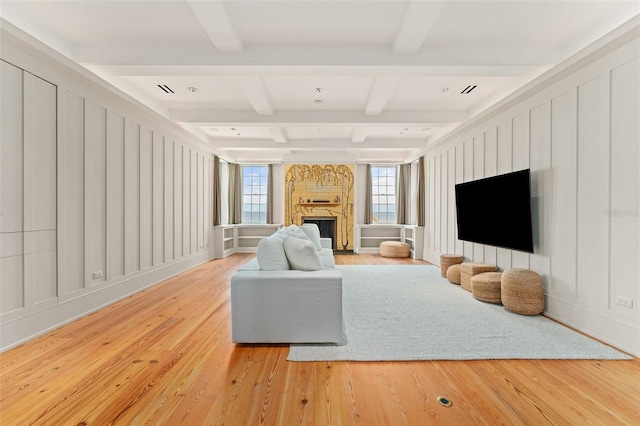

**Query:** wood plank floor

left=1, top=253, right=639, bottom=425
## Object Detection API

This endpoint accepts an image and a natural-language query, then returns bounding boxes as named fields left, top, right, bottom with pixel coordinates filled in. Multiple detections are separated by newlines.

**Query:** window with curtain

left=371, top=165, right=397, bottom=224
left=242, top=165, right=268, bottom=223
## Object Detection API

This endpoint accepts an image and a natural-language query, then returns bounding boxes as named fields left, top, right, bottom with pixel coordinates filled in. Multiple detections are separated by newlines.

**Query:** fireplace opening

left=302, top=216, right=337, bottom=250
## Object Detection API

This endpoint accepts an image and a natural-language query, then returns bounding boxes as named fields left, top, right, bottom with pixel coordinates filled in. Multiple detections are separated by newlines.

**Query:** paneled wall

left=422, top=35, right=639, bottom=356
left=1, top=61, right=58, bottom=321
left=58, top=97, right=212, bottom=298
left=1, top=30, right=215, bottom=351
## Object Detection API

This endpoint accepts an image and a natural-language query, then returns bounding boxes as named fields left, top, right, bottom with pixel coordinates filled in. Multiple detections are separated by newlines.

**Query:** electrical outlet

left=615, top=296, right=633, bottom=309
left=92, top=270, right=104, bottom=279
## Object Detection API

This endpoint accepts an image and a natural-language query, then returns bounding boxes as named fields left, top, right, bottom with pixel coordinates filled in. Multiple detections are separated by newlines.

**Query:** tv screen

left=455, top=169, right=534, bottom=253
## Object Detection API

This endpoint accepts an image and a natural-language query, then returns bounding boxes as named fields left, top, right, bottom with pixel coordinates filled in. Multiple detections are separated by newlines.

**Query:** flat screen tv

left=455, top=169, right=534, bottom=253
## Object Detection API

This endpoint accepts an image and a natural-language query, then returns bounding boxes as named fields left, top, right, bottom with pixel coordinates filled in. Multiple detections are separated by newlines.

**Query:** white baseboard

left=545, top=296, right=639, bottom=357
left=0, top=252, right=211, bottom=352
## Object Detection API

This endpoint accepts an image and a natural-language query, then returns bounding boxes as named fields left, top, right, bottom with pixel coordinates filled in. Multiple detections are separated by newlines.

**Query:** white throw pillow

left=301, top=223, right=323, bottom=251
left=256, top=236, right=290, bottom=270
left=282, top=236, right=323, bottom=271
left=271, top=225, right=309, bottom=243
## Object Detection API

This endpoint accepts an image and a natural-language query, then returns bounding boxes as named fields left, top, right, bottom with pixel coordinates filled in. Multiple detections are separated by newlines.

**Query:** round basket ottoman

left=501, top=268, right=544, bottom=315
left=379, top=241, right=410, bottom=258
left=460, top=262, right=498, bottom=292
left=471, top=272, right=503, bottom=304
left=440, top=254, right=464, bottom=277
left=446, top=264, right=462, bottom=285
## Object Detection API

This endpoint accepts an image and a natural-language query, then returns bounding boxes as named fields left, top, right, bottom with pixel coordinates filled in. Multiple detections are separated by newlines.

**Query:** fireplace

left=303, top=216, right=337, bottom=250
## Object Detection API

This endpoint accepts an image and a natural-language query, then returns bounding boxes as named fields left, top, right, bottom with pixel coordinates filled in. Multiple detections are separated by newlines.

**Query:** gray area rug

left=287, top=265, right=631, bottom=361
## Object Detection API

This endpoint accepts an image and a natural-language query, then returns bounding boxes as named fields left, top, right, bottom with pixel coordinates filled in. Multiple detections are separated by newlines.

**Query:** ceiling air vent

left=157, top=84, right=174, bottom=94
left=460, top=85, right=477, bottom=94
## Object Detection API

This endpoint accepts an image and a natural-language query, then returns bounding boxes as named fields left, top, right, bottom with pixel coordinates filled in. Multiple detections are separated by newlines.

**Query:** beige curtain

left=417, top=156, right=425, bottom=227
left=213, top=156, right=221, bottom=226
left=364, top=164, right=373, bottom=224
left=228, top=163, right=242, bottom=224
left=397, top=163, right=411, bottom=224
left=266, top=164, right=273, bottom=224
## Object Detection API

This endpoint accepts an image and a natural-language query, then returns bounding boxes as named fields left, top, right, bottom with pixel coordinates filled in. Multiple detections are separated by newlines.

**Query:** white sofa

left=230, top=225, right=343, bottom=343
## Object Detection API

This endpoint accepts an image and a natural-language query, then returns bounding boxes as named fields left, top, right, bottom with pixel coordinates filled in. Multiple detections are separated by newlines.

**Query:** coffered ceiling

left=2, top=0, right=638, bottom=163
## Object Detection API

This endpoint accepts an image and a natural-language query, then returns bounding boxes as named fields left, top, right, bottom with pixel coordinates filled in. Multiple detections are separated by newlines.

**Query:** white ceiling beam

left=87, top=64, right=548, bottom=78
left=237, top=76, right=273, bottom=115
left=186, top=1, right=244, bottom=53
left=75, top=44, right=563, bottom=68
left=268, top=127, right=288, bottom=144
left=364, top=77, right=401, bottom=116
left=352, top=128, right=369, bottom=143
left=170, top=109, right=467, bottom=126
left=392, top=1, right=446, bottom=54
left=212, top=139, right=428, bottom=150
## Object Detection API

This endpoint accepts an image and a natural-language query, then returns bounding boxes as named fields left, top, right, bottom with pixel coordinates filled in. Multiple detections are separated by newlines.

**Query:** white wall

left=422, top=25, right=639, bottom=356
left=1, top=25, right=215, bottom=351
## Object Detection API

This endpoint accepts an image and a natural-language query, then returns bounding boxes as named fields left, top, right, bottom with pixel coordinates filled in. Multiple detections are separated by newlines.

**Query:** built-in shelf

left=355, top=224, right=424, bottom=259
left=214, top=224, right=282, bottom=258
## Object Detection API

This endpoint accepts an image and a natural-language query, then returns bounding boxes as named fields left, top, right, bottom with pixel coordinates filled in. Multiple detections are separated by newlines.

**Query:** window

left=242, top=165, right=268, bottom=223
left=371, top=166, right=397, bottom=224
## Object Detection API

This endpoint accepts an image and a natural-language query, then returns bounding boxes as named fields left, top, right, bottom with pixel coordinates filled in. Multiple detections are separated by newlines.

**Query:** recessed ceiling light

left=441, top=87, right=449, bottom=93
left=315, top=88, right=323, bottom=93
left=403, top=128, right=409, bottom=131
left=187, top=86, right=198, bottom=92
left=230, top=127, right=236, bottom=131
left=314, top=99, right=323, bottom=105
left=236, top=133, right=241, bottom=136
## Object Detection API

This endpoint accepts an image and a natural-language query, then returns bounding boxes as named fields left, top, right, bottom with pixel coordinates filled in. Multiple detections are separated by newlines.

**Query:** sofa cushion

left=256, top=236, right=290, bottom=271
left=301, top=223, right=323, bottom=250
left=275, top=224, right=310, bottom=242
left=318, top=248, right=336, bottom=269
left=282, top=236, right=323, bottom=271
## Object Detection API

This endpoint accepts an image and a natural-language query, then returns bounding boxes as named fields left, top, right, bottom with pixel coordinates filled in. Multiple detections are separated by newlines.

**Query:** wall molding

left=0, top=252, right=213, bottom=352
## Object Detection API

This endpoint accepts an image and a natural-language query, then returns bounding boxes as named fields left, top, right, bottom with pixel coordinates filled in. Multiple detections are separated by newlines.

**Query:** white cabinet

left=214, top=224, right=282, bottom=258
left=355, top=224, right=424, bottom=259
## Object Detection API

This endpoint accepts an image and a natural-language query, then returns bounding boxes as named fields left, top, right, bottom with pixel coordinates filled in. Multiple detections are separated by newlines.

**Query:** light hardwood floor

left=1, top=253, right=639, bottom=425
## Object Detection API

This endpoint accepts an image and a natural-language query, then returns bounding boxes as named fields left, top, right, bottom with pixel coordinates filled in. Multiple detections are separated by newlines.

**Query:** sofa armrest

left=320, top=238, right=332, bottom=249
left=230, top=269, right=343, bottom=343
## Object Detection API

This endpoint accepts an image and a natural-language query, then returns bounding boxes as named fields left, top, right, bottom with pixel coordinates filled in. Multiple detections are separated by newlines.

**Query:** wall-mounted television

left=454, top=169, right=534, bottom=253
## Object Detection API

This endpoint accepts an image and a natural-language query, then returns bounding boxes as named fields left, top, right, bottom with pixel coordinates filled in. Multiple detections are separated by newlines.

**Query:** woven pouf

left=446, top=264, right=462, bottom=285
left=440, top=254, right=464, bottom=277
left=471, top=272, right=503, bottom=304
left=379, top=241, right=410, bottom=258
left=460, top=262, right=498, bottom=292
left=501, top=268, right=544, bottom=315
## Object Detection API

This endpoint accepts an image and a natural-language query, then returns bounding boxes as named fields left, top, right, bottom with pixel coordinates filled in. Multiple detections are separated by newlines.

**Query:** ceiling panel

left=285, top=126, right=355, bottom=140
left=225, top=1, right=405, bottom=46
left=265, top=76, right=375, bottom=110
